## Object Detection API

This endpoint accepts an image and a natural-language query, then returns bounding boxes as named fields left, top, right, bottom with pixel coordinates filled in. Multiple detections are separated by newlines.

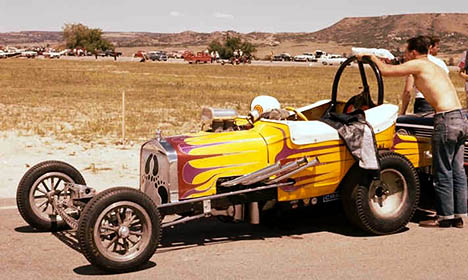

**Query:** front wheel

left=341, top=151, right=420, bottom=235
left=78, top=187, right=161, bottom=272
left=16, top=160, right=86, bottom=231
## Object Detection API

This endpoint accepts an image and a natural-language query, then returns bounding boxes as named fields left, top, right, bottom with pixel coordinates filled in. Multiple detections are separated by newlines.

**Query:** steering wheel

left=330, top=56, right=384, bottom=114
left=285, top=106, right=308, bottom=121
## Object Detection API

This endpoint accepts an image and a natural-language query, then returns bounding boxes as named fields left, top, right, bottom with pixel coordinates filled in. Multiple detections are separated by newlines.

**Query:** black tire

left=341, top=151, right=420, bottom=235
left=78, top=187, right=161, bottom=272
left=16, top=160, right=85, bottom=231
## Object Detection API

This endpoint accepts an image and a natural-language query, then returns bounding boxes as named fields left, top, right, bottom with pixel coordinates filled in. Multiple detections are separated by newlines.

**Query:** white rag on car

left=351, top=47, right=395, bottom=60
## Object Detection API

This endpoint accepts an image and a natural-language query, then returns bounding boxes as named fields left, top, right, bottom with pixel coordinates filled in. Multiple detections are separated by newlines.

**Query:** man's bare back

left=361, top=54, right=461, bottom=113
left=409, top=57, right=461, bottom=113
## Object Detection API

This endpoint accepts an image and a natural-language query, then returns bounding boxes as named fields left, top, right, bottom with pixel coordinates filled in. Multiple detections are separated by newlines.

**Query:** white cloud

left=170, top=11, right=182, bottom=17
left=213, top=12, right=234, bottom=19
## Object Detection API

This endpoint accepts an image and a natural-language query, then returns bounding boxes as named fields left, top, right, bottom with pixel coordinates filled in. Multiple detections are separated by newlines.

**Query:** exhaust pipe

left=220, top=157, right=319, bottom=187
left=267, top=157, right=319, bottom=184
left=221, top=162, right=282, bottom=187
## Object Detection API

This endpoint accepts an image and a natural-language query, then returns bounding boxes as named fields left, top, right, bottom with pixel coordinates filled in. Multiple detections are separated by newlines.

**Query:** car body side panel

left=391, top=133, right=432, bottom=168
left=162, top=118, right=403, bottom=203
left=256, top=122, right=396, bottom=201
left=254, top=121, right=353, bottom=200
left=165, top=131, right=268, bottom=199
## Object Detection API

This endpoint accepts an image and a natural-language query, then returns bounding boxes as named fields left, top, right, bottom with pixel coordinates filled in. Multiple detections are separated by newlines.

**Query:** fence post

left=122, top=90, right=125, bottom=142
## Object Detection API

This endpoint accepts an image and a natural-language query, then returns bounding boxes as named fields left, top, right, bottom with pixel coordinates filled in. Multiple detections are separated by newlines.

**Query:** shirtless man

left=358, top=35, right=467, bottom=228
left=400, top=36, right=449, bottom=115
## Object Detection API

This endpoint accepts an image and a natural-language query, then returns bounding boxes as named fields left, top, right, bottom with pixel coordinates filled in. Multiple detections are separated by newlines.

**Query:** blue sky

left=1, top=0, right=468, bottom=33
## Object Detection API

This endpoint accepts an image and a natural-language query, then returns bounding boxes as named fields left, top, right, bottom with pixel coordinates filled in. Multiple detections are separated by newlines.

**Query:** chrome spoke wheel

left=368, top=168, right=407, bottom=219
left=29, top=172, right=74, bottom=222
left=94, top=201, right=152, bottom=262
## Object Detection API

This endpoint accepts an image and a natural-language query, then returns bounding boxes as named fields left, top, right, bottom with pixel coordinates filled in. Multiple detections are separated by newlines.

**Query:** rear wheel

left=341, top=151, right=419, bottom=235
left=78, top=187, right=161, bottom=272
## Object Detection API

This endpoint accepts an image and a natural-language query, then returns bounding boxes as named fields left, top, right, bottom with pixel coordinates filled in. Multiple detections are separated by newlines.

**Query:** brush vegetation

left=0, top=59, right=466, bottom=144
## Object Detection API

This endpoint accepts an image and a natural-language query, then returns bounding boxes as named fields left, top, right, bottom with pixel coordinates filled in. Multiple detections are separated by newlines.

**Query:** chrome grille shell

left=139, top=138, right=178, bottom=205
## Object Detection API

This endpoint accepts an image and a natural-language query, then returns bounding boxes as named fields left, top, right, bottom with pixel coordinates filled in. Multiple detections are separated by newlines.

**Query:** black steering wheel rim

left=330, top=55, right=384, bottom=112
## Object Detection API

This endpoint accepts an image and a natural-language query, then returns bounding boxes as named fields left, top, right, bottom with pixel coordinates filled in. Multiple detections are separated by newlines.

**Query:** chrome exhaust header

left=220, top=157, right=319, bottom=187
left=220, top=161, right=282, bottom=187
left=267, top=157, right=319, bottom=184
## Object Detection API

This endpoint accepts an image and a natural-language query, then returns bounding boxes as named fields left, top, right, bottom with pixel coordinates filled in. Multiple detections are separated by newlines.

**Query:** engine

left=201, top=107, right=238, bottom=132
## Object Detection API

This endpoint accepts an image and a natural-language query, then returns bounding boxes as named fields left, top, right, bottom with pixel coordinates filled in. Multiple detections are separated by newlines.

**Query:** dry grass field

left=0, top=59, right=466, bottom=145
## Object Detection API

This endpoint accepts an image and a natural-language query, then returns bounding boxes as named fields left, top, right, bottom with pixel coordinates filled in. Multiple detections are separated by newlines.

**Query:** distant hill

left=1, top=13, right=467, bottom=54
left=309, top=13, right=468, bottom=53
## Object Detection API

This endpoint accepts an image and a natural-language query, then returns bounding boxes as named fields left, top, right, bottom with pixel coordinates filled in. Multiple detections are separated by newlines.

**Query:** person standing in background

left=399, top=36, right=449, bottom=115
left=458, top=50, right=468, bottom=106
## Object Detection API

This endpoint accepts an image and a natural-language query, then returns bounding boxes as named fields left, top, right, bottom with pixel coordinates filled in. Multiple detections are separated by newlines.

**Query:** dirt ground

left=0, top=199, right=467, bottom=280
left=1, top=130, right=468, bottom=279
left=0, top=131, right=141, bottom=198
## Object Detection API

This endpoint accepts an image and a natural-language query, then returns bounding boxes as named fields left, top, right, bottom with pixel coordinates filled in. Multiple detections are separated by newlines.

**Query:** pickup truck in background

left=184, top=51, right=212, bottom=64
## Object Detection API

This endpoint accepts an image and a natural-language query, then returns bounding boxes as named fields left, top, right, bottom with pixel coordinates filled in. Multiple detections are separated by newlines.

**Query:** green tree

left=208, top=36, right=256, bottom=59
left=62, top=23, right=114, bottom=52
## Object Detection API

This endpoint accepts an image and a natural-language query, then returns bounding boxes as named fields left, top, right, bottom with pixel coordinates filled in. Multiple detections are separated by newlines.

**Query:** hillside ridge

left=1, top=13, right=467, bottom=54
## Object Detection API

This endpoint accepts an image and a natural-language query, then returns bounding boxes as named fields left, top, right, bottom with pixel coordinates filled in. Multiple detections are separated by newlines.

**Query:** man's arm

left=459, top=70, right=468, bottom=81
left=400, top=75, right=414, bottom=115
left=359, top=54, right=421, bottom=77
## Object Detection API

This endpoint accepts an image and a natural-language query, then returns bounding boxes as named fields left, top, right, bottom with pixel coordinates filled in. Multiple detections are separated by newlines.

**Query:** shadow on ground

left=14, top=201, right=433, bottom=274
left=158, top=203, right=392, bottom=254
left=14, top=225, right=49, bottom=233
left=73, top=261, right=157, bottom=275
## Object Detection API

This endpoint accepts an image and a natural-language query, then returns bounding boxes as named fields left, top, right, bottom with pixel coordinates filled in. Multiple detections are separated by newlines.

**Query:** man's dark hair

left=430, top=36, right=440, bottom=46
left=406, top=36, right=431, bottom=54
left=465, top=49, right=468, bottom=71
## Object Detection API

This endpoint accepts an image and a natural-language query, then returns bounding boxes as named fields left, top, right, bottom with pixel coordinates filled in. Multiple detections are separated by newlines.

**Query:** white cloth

left=351, top=47, right=395, bottom=60
left=359, top=125, right=379, bottom=170
left=414, top=55, right=449, bottom=98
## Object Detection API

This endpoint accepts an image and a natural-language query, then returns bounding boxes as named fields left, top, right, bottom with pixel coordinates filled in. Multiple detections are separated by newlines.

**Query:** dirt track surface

left=1, top=198, right=467, bottom=280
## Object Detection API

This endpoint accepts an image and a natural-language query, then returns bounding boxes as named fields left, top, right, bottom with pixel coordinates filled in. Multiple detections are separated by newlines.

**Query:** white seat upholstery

left=287, top=120, right=339, bottom=144
left=297, top=99, right=331, bottom=112
left=364, top=104, right=398, bottom=133
left=263, top=104, right=398, bottom=145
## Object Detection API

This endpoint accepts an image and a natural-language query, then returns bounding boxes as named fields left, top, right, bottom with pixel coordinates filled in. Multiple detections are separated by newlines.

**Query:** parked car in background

left=20, top=51, right=37, bottom=58
left=148, top=51, right=168, bottom=61
left=314, top=50, right=328, bottom=59
left=184, top=51, right=211, bottom=64
left=273, top=53, right=292, bottom=61
left=168, top=50, right=184, bottom=59
left=133, top=50, right=148, bottom=60
left=319, top=54, right=347, bottom=65
left=43, top=50, right=67, bottom=59
left=96, top=50, right=107, bottom=57
left=0, top=50, right=6, bottom=58
left=104, top=50, right=122, bottom=57
left=219, top=55, right=252, bottom=65
left=294, top=52, right=317, bottom=62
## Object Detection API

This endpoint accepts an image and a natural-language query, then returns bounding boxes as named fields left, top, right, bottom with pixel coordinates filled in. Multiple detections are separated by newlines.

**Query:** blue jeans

left=432, top=109, right=468, bottom=220
left=414, top=98, right=434, bottom=114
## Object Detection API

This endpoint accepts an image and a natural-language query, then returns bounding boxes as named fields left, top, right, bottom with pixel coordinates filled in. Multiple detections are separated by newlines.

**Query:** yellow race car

left=17, top=56, right=428, bottom=272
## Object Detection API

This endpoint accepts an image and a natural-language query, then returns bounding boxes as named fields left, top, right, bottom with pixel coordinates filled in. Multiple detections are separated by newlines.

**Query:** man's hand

left=355, top=53, right=373, bottom=61
left=459, top=70, right=468, bottom=80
